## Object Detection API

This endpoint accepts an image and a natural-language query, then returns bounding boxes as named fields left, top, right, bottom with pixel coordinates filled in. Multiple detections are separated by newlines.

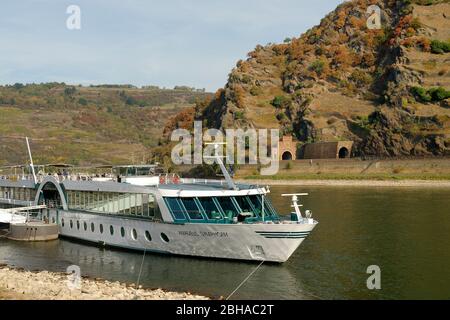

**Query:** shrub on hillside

left=430, top=40, right=450, bottom=54
left=428, top=87, right=450, bottom=101
left=276, top=112, right=287, bottom=121
left=350, top=70, right=373, bottom=88
left=250, top=86, right=262, bottom=96
left=271, top=95, right=292, bottom=109
left=411, top=86, right=450, bottom=102
left=78, top=98, right=88, bottom=106
left=125, top=96, right=138, bottom=105
left=411, top=86, right=432, bottom=102
left=309, top=60, right=325, bottom=76
left=64, top=86, right=76, bottom=96
left=234, top=111, right=245, bottom=120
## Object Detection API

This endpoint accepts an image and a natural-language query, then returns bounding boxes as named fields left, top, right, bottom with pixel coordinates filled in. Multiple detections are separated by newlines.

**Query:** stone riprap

left=0, top=266, right=209, bottom=300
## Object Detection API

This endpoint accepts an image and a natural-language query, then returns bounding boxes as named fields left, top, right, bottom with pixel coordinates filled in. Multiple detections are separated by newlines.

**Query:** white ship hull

left=50, top=210, right=316, bottom=263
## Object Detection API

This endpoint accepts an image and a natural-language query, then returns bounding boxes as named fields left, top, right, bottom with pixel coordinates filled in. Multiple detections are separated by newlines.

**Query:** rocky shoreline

left=0, top=266, right=209, bottom=300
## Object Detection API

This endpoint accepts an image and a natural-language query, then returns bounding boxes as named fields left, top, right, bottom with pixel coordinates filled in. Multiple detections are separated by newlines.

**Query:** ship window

left=234, top=196, right=254, bottom=215
left=84, top=221, right=87, bottom=231
left=145, top=231, right=152, bottom=242
left=70, top=220, right=73, bottom=229
left=76, top=220, right=80, bottom=230
left=161, top=233, right=169, bottom=243
left=216, top=197, right=239, bottom=219
left=110, top=225, right=114, bottom=235
left=264, top=197, right=278, bottom=217
left=131, top=228, right=137, bottom=240
left=88, top=192, right=94, bottom=210
left=197, top=197, right=222, bottom=220
left=121, top=227, right=125, bottom=237
left=180, top=198, right=203, bottom=220
left=248, top=195, right=275, bottom=217
left=164, top=198, right=186, bottom=220
left=130, top=194, right=137, bottom=215
left=100, top=224, right=104, bottom=234
left=61, top=218, right=65, bottom=227
left=118, top=194, right=126, bottom=214
left=91, top=223, right=95, bottom=232
left=248, top=195, right=263, bottom=216
left=146, top=194, right=157, bottom=217
left=142, top=194, right=149, bottom=217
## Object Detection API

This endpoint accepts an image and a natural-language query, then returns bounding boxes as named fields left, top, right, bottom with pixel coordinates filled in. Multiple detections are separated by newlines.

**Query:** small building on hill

left=303, top=141, right=353, bottom=159
left=279, top=135, right=297, bottom=161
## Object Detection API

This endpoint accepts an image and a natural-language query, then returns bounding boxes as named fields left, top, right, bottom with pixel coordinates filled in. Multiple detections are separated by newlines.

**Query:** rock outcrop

left=179, top=0, right=450, bottom=157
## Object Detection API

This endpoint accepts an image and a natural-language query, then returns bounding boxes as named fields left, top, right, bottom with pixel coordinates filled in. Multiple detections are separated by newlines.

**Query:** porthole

left=161, top=233, right=169, bottom=243
left=100, top=224, right=104, bottom=234
left=83, top=222, right=87, bottom=231
left=145, top=231, right=152, bottom=242
left=76, top=221, right=80, bottom=230
left=131, top=229, right=138, bottom=241
left=91, top=223, right=95, bottom=232
left=121, top=227, right=125, bottom=238
left=70, top=220, right=73, bottom=229
left=110, top=225, right=114, bottom=236
left=52, top=217, right=55, bottom=224
left=61, top=218, right=65, bottom=227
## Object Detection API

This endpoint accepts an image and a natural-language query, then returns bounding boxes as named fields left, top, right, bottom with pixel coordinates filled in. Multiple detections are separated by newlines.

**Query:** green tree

left=64, top=86, right=76, bottom=95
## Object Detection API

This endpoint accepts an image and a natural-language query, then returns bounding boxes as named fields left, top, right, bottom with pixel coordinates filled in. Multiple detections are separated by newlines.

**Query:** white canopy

left=0, top=205, right=46, bottom=224
left=0, top=210, right=27, bottom=224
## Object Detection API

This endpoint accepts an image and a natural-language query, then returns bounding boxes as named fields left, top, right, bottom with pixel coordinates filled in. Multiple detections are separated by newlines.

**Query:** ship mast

left=204, top=142, right=237, bottom=190
left=25, top=137, right=37, bottom=184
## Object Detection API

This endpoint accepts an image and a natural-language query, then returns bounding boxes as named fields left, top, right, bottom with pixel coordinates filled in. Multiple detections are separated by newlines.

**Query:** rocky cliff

left=190, top=0, right=450, bottom=157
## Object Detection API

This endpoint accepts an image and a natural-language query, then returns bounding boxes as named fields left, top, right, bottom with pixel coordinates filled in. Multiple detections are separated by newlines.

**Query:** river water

left=1, top=186, right=449, bottom=300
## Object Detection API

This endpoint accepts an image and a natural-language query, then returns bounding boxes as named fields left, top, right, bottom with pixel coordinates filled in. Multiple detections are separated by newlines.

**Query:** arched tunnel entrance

left=282, top=151, right=293, bottom=161
left=338, top=147, right=349, bottom=159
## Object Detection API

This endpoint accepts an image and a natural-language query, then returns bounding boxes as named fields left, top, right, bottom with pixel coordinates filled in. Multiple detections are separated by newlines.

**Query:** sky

left=0, top=0, right=344, bottom=92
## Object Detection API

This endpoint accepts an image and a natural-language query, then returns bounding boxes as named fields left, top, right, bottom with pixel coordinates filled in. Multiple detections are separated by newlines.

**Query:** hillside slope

left=194, top=0, right=450, bottom=157
left=0, top=84, right=211, bottom=165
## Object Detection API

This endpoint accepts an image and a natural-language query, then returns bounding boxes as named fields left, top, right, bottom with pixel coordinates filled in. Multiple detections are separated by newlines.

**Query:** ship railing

left=34, top=174, right=116, bottom=183
left=0, top=198, right=34, bottom=206
left=179, top=178, right=227, bottom=186
left=2, top=174, right=233, bottom=188
left=0, top=175, right=36, bottom=182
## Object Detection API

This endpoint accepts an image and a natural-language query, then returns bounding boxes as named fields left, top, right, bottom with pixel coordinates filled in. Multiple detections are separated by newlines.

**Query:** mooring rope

left=226, top=260, right=265, bottom=300
left=133, top=248, right=147, bottom=299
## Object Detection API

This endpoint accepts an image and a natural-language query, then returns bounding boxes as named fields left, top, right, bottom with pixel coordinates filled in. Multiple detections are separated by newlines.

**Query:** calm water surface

left=1, top=186, right=449, bottom=300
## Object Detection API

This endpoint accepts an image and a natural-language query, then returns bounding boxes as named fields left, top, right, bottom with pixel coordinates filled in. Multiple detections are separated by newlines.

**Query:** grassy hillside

left=0, top=83, right=211, bottom=166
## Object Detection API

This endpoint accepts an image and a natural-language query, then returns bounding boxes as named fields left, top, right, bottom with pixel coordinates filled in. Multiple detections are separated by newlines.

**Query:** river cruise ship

left=0, top=164, right=317, bottom=263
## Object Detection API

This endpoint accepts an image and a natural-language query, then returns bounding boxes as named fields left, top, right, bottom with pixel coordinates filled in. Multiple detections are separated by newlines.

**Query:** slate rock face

left=182, top=0, right=450, bottom=157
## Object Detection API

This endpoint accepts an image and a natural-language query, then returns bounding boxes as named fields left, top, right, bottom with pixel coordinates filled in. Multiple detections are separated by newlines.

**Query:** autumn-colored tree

left=349, top=16, right=365, bottom=30
left=335, top=10, right=346, bottom=29
left=416, top=37, right=431, bottom=52
left=332, top=45, right=353, bottom=68
left=162, top=107, right=195, bottom=139
left=232, top=85, right=246, bottom=109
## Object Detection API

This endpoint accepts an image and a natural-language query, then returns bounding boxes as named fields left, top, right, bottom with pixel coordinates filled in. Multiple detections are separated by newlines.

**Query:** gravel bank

left=238, top=179, right=450, bottom=188
left=0, top=266, right=209, bottom=300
